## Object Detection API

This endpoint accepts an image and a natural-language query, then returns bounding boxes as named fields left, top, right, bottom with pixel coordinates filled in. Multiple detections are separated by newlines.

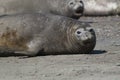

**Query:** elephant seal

left=0, top=0, right=84, bottom=19
left=83, top=0, right=120, bottom=16
left=0, top=13, right=96, bottom=56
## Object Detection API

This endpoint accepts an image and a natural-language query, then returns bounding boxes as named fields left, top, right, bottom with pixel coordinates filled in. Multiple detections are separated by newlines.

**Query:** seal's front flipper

left=117, top=5, right=120, bottom=15
left=0, top=7, right=7, bottom=17
left=14, top=37, right=44, bottom=57
left=0, top=48, right=38, bottom=57
left=0, top=47, right=15, bottom=56
left=0, top=50, right=14, bottom=57
left=14, top=51, right=37, bottom=57
left=22, top=35, right=45, bottom=56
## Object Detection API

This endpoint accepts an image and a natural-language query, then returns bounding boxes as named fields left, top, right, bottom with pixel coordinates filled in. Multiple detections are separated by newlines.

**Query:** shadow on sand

left=37, top=50, right=107, bottom=56
left=0, top=50, right=107, bottom=58
left=91, top=50, right=107, bottom=54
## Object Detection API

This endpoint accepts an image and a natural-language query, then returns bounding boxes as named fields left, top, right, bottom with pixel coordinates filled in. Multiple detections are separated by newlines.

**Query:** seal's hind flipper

left=0, top=14, right=7, bottom=17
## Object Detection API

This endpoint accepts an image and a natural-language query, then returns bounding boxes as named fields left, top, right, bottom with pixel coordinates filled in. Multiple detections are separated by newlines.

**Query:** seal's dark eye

left=89, top=29, right=94, bottom=32
left=79, top=0, right=83, bottom=3
left=77, top=31, right=81, bottom=34
left=70, top=2, right=74, bottom=5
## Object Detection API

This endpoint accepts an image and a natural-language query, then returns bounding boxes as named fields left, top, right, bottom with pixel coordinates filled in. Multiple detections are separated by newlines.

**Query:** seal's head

left=74, top=27, right=95, bottom=46
left=67, top=0, right=84, bottom=19
left=67, top=23, right=96, bottom=53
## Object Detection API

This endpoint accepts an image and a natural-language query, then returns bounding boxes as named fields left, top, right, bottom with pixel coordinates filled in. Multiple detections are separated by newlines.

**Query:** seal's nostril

left=70, top=2, right=74, bottom=5
left=75, top=6, right=84, bottom=14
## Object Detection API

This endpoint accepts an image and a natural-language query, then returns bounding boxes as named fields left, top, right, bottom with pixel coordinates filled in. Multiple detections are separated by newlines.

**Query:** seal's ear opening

left=89, top=28, right=94, bottom=32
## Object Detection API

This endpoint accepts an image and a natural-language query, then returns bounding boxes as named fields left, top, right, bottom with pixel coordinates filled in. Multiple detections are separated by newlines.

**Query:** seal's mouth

left=80, top=35, right=94, bottom=45
left=82, top=40, right=94, bottom=46
left=74, top=7, right=84, bottom=16
left=83, top=41, right=92, bottom=44
left=76, top=8, right=83, bottom=13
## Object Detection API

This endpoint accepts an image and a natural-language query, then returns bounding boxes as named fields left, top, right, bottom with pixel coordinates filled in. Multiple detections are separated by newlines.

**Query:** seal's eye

left=89, top=29, right=94, bottom=32
left=77, top=31, right=81, bottom=34
left=79, top=0, right=83, bottom=3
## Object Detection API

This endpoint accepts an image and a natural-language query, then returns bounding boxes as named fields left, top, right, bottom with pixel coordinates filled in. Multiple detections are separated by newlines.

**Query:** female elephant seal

left=0, top=0, right=84, bottom=19
left=0, top=13, right=96, bottom=56
left=83, top=0, right=120, bottom=16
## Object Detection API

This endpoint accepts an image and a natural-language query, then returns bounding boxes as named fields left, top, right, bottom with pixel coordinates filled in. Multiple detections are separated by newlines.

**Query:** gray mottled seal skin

left=0, top=13, right=96, bottom=56
left=0, top=0, right=84, bottom=19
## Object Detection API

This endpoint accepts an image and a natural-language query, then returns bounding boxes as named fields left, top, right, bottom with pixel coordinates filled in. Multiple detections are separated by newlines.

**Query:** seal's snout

left=75, top=6, right=83, bottom=14
left=79, top=31, right=92, bottom=41
left=74, top=0, right=84, bottom=15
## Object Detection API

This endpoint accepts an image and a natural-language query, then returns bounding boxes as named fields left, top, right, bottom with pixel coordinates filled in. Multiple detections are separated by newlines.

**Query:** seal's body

left=83, top=0, right=120, bottom=16
left=0, top=0, right=84, bottom=19
left=0, top=13, right=96, bottom=56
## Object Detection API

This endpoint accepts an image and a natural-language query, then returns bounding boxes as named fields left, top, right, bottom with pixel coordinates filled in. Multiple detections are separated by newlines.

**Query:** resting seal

left=83, top=0, right=120, bottom=16
left=0, top=0, right=84, bottom=19
left=0, top=13, right=96, bottom=56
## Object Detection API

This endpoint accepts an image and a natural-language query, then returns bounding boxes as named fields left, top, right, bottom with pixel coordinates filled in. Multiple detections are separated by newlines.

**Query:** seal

left=83, top=0, right=120, bottom=16
left=0, top=0, right=84, bottom=19
left=0, top=13, right=96, bottom=56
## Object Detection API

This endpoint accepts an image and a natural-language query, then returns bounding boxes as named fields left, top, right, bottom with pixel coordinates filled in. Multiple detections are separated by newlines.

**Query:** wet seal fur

left=0, top=0, right=84, bottom=19
left=0, top=13, right=96, bottom=56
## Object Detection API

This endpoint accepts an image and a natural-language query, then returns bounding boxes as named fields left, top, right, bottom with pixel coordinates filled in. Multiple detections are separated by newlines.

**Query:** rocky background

left=0, top=0, right=120, bottom=80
